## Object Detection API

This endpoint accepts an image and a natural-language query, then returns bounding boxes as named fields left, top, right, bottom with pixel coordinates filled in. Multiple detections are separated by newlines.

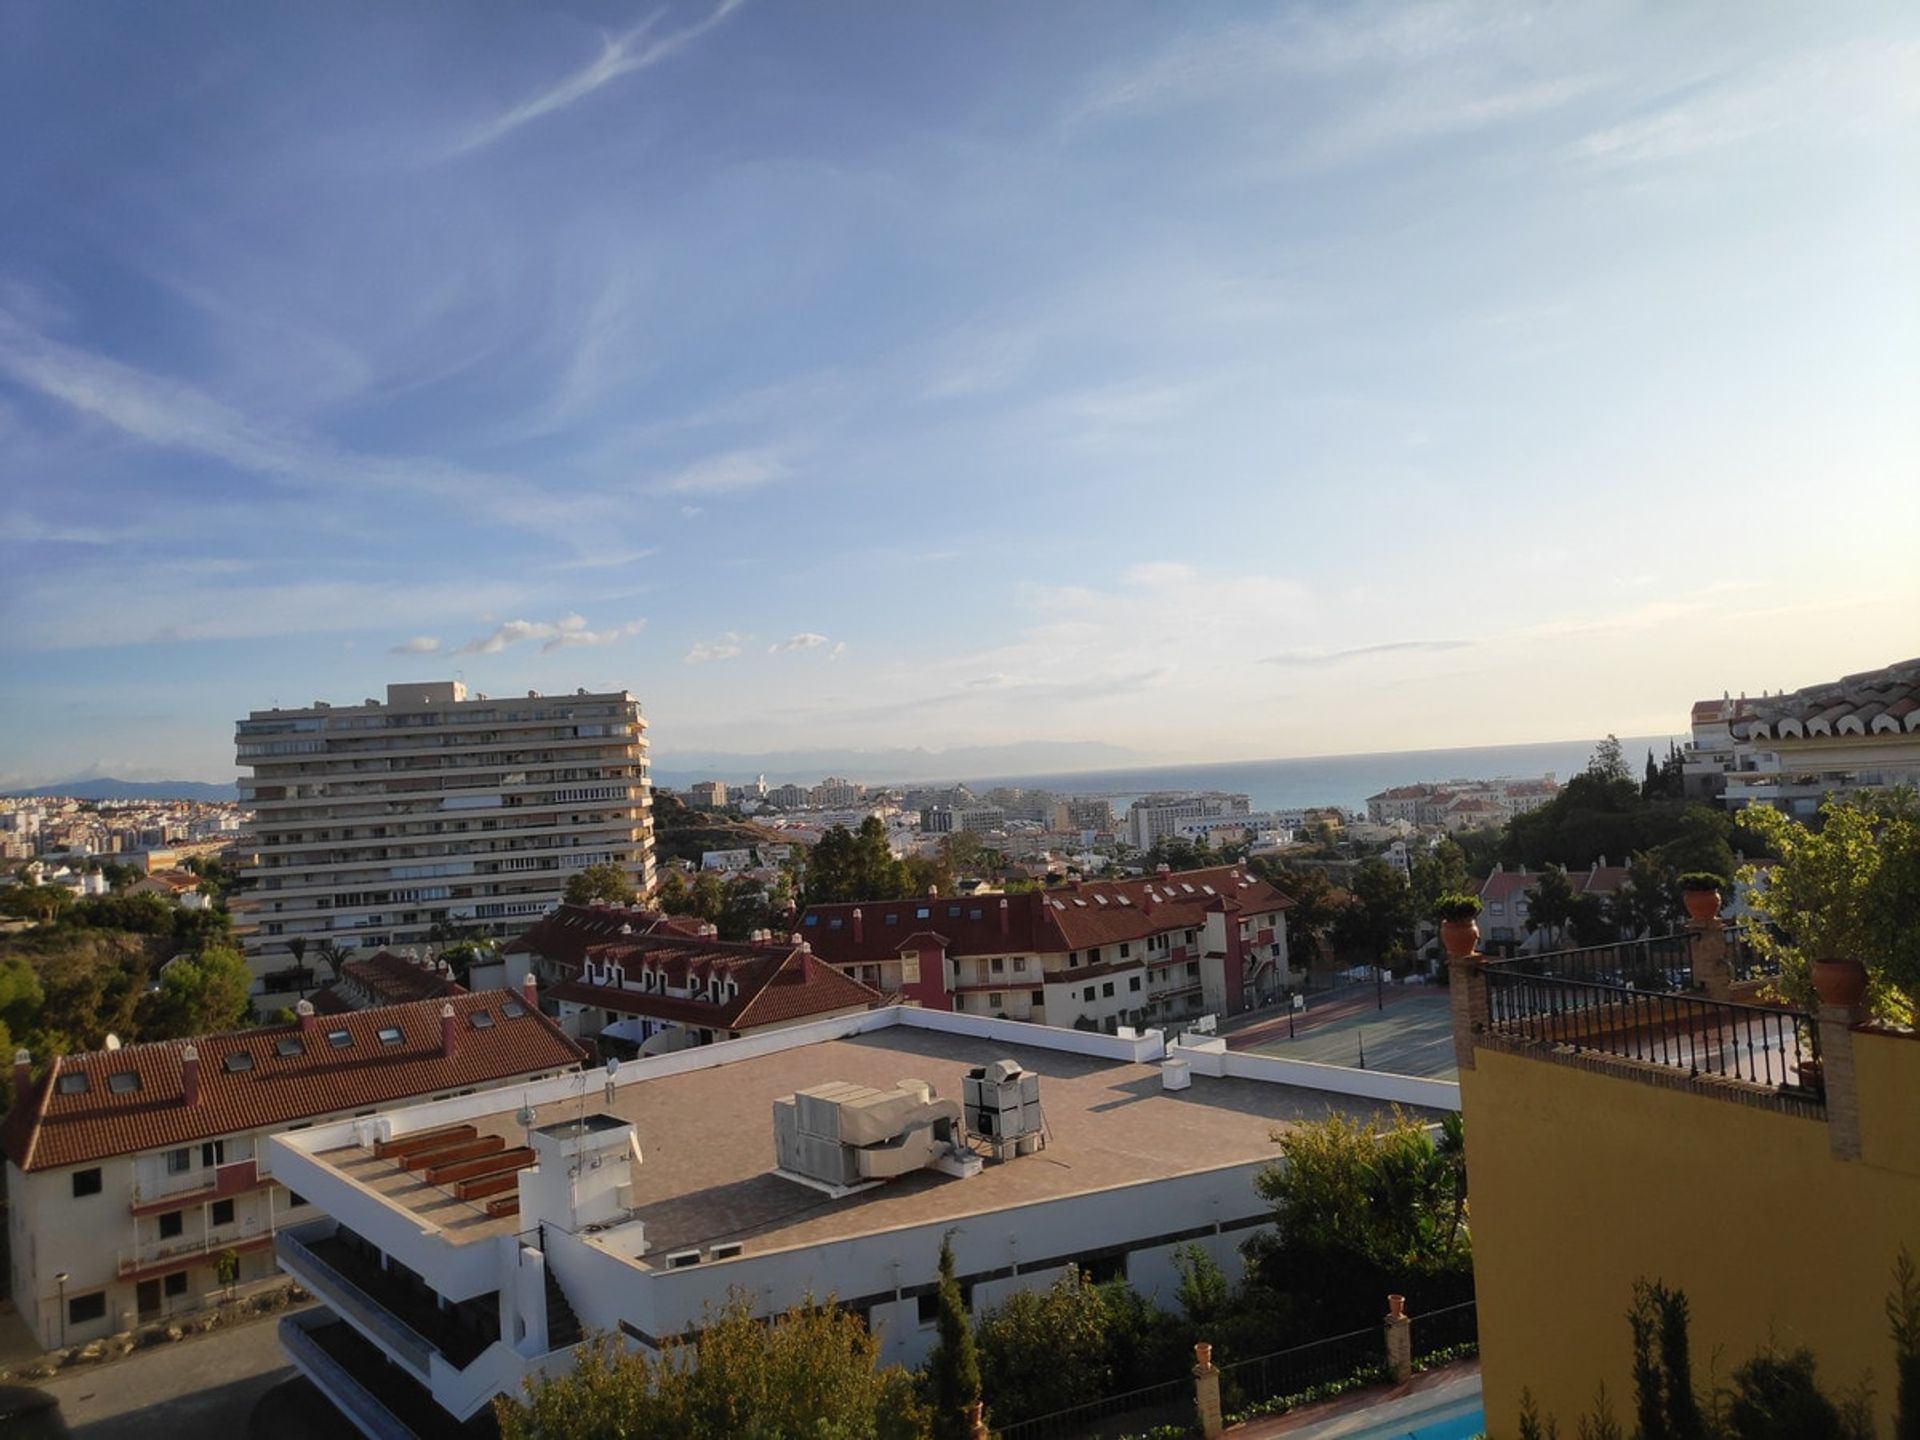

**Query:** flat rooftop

left=319, top=1027, right=1440, bottom=1261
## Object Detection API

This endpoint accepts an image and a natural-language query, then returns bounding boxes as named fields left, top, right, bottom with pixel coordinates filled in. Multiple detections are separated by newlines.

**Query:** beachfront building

left=1124, top=793, right=1252, bottom=849
left=265, top=1004, right=1454, bottom=1433
left=1, top=992, right=583, bottom=1350
left=231, top=681, right=654, bottom=998
left=800, top=864, right=1294, bottom=1027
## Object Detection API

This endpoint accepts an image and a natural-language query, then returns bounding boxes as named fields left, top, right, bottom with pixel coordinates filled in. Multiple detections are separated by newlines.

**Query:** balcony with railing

left=1477, top=934, right=1823, bottom=1116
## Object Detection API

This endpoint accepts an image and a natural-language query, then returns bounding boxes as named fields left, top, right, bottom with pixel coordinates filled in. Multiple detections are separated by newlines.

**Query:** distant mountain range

left=650, top=740, right=1142, bottom=790
left=3, top=778, right=240, bottom=802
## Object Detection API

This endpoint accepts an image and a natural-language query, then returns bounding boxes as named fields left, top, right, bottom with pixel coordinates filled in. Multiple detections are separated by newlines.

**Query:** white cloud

left=390, top=635, right=443, bottom=655
left=769, top=632, right=829, bottom=653
left=684, top=632, right=742, bottom=664
left=453, top=614, right=645, bottom=655
left=448, top=0, right=748, bottom=158
left=649, top=448, right=786, bottom=498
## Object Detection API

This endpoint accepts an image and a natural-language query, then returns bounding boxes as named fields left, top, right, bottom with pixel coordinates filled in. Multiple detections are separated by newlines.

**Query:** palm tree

left=285, top=936, right=308, bottom=974
left=316, top=940, right=348, bottom=982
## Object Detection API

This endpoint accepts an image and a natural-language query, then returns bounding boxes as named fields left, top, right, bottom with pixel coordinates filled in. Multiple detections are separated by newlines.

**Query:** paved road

left=41, top=1307, right=303, bottom=1440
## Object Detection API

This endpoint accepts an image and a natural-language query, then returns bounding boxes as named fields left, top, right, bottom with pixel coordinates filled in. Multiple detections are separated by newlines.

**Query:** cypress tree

left=926, top=1236, right=982, bottom=1440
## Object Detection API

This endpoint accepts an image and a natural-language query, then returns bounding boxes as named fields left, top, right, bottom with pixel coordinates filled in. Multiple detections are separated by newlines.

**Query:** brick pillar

left=1193, top=1342, right=1223, bottom=1439
left=1447, top=954, right=1487, bottom=1071
left=1689, top=918, right=1731, bottom=1001
left=1384, top=1294, right=1412, bottom=1383
left=1817, top=1000, right=1869, bottom=1162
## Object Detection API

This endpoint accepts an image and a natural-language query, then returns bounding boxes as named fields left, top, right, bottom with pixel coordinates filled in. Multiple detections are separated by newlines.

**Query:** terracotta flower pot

left=1440, top=918, right=1479, bottom=961
left=1681, top=888, right=1721, bottom=924
left=1810, top=958, right=1868, bottom=1010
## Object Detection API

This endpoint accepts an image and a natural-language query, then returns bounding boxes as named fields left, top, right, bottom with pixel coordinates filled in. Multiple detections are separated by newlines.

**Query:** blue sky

left=2, top=1, right=1916, bottom=786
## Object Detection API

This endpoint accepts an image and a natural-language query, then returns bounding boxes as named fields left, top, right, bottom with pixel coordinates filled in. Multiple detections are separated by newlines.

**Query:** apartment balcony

left=276, top=1221, right=499, bottom=1375
left=117, top=1225, right=274, bottom=1282
left=129, top=1158, right=276, bottom=1216
left=279, top=1308, right=434, bottom=1440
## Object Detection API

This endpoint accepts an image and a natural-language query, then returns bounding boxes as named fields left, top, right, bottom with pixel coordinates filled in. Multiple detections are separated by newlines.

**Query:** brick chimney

left=852, top=908, right=863, bottom=943
left=12, top=1049, right=30, bottom=1097
left=999, top=897, right=1009, bottom=937
left=296, top=998, right=318, bottom=1034
left=521, top=971, right=539, bottom=1011
left=440, top=1002, right=458, bottom=1057
left=181, top=1045, right=201, bottom=1108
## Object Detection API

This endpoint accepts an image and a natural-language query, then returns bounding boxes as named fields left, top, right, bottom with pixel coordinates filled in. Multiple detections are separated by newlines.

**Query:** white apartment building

left=232, top=682, right=654, bottom=996
left=265, top=1005, right=1456, bottom=1434
left=1125, top=793, right=1252, bottom=850
left=0, top=991, right=584, bottom=1351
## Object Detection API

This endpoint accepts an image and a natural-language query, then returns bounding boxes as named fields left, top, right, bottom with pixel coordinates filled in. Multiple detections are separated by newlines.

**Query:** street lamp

left=54, top=1272, right=68, bottom=1348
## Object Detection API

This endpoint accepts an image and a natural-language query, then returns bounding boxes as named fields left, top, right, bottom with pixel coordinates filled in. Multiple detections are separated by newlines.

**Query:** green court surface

left=1240, top=992, right=1459, bottom=1081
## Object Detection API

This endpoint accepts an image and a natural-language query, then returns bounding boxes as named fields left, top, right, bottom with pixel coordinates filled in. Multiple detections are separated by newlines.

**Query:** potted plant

left=1434, top=893, right=1481, bottom=961
left=1676, top=872, right=1726, bottom=925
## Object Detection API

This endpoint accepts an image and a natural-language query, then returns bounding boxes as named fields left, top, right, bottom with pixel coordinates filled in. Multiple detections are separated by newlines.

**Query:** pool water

left=1337, top=1399, right=1485, bottom=1439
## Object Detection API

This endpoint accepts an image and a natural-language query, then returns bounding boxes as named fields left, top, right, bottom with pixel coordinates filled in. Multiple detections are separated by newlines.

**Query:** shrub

left=1433, top=892, right=1482, bottom=922
left=1676, top=872, right=1726, bottom=893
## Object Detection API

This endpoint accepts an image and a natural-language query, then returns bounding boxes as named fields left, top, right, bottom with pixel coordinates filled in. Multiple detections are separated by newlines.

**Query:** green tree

left=1526, top=868, right=1578, bottom=948
left=1250, top=862, right=1341, bottom=968
left=971, top=1268, right=1122, bottom=1422
left=1331, top=860, right=1416, bottom=970
left=315, top=939, right=348, bottom=982
left=1613, top=852, right=1679, bottom=939
left=804, top=818, right=909, bottom=905
left=924, top=1237, right=981, bottom=1439
left=1738, top=788, right=1920, bottom=1020
left=496, top=1295, right=929, bottom=1440
left=138, top=945, right=254, bottom=1038
left=0, top=884, right=72, bottom=925
left=1889, top=1247, right=1920, bottom=1440
left=564, top=862, right=637, bottom=907
left=1174, top=1243, right=1229, bottom=1327
left=1410, top=840, right=1471, bottom=918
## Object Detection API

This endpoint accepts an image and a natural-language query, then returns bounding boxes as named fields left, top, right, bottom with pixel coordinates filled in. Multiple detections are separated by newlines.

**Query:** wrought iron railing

left=994, top=1374, right=1192, bottom=1440
left=1411, top=1299, right=1477, bottom=1359
left=1484, top=966, right=1820, bottom=1099
left=1217, top=1324, right=1382, bottom=1411
left=1500, top=933, right=1693, bottom=991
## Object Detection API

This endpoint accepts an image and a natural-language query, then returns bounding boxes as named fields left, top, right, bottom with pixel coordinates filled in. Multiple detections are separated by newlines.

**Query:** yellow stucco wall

left=1464, top=1029, right=1920, bottom=1439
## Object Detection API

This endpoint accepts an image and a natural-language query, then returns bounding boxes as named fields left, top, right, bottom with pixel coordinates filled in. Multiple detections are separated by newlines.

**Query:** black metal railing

left=1217, top=1325, right=1382, bottom=1412
left=994, top=1374, right=1192, bottom=1440
left=1726, top=925, right=1780, bottom=982
left=1500, top=933, right=1693, bottom=991
left=1484, top=968, right=1821, bottom=1098
left=1411, top=1300, right=1477, bottom=1359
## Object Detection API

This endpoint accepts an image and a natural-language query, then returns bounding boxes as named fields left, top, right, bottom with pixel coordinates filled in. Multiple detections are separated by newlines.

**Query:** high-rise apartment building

left=232, top=681, right=653, bottom=994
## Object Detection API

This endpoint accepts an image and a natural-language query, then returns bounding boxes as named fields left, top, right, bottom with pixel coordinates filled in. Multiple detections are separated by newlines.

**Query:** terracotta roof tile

left=549, top=943, right=878, bottom=1031
left=0, top=991, right=585, bottom=1173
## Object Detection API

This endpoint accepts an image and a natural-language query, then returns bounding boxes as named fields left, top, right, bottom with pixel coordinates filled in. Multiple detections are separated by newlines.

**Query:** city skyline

left=4, top=1, right=1917, bottom=788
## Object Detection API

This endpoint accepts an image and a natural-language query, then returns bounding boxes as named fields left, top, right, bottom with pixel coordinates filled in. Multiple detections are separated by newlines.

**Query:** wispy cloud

left=449, top=0, right=747, bottom=158
left=685, top=632, right=742, bottom=664
left=389, top=635, right=442, bottom=655
left=1264, top=639, right=1473, bottom=666
left=548, top=547, right=659, bottom=571
left=649, top=448, right=786, bottom=497
left=0, top=515, right=118, bottom=546
left=451, top=614, right=647, bottom=655
left=769, top=632, right=829, bottom=653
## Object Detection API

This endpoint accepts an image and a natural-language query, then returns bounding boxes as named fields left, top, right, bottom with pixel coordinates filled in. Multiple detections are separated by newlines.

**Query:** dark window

left=211, top=1199, right=235, bottom=1227
left=968, top=908, right=982, bottom=921
left=884, top=914, right=898, bottom=926
left=72, top=1168, right=102, bottom=1198
left=1087, top=947, right=1100, bottom=964
left=166, top=1148, right=191, bottom=1175
left=201, top=1140, right=224, bottom=1168
left=377, top=1027, right=403, bottom=1046
left=163, top=1271, right=189, bottom=1298
left=1102, top=982, right=1115, bottom=998
left=469, top=1010, right=495, bottom=1029
left=916, top=1283, right=973, bottom=1324
left=501, top=1000, right=526, bottom=1018
left=947, top=906, right=961, bottom=918
left=990, top=958, right=1004, bottom=973
left=107, top=1071, right=140, bottom=1094
left=68, top=1292, right=106, bottom=1326
left=828, top=918, right=842, bottom=930
left=275, top=1037, right=305, bottom=1058
left=326, top=1029, right=352, bottom=1049
left=1187, top=962, right=1199, bottom=978
left=1119, top=943, right=1131, bottom=958
left=1083, top=986, right=1095, bottom=1002
left=222, top=1051, right=254, bottom=1073
left=1129, top=976, right=1142, bottom=992
left=286, top=1191, right=306, bottom=1208
left=159, top=1210, right=184, bottom=1240
left=1082, top=1253, right=1126, bottom=1286
left=1030, top=991, right=1044, bottom=1005
left=55, top=1073, right=88, bottom=1096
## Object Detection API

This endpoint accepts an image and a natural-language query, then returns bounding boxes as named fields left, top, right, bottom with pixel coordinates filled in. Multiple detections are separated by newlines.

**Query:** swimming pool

left=1330, top=1395, right=1485, bottom=1439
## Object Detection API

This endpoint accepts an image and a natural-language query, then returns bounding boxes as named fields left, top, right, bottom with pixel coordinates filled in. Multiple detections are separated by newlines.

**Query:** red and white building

left=507, top=903, right=882, bottom=1055
left=799, top=865, right=1294, bottom=1030
left=2, top=992, right=584, bottom=1350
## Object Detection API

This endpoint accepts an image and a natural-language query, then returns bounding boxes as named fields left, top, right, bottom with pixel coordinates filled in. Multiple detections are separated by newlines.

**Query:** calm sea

left=965, top=735, right=1678, bottom=814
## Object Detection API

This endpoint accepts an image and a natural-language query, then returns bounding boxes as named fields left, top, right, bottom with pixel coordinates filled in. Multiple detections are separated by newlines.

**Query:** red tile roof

left=504, top=903, right=709, bottom=972
left=800, top=865, right=1292, bottom=963
left=0, top=991, right=585, bottom=1173
left=320, top=949, right=466, bottom=1009
left=1729, top=658, right=1920, bottom=741
left=549, top=939, right=879, bottom=1031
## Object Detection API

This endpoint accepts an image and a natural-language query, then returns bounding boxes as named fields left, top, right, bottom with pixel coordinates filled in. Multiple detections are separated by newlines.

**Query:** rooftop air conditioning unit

left=963, top=1059, right=1045, bottom=1160
left=773, top=1078, right=976, bottom=1196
